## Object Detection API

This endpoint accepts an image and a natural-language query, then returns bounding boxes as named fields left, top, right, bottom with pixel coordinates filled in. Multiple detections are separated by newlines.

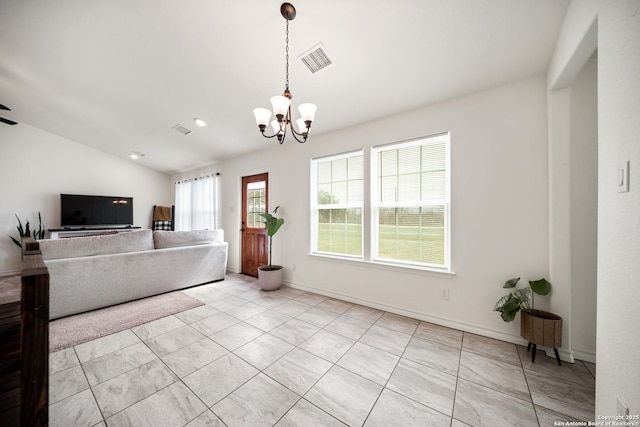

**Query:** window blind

left=373, top=134, right=449, bottom=267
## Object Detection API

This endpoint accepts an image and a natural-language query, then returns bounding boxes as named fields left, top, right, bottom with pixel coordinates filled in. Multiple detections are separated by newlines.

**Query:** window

left=311, top=151, right=364, bottom=257
left=372, top=134, right=449, bottom=268
left=310, top=133, right=450, bottom=272
left=246, top=181, right=266, bottom=228
left=174, top=174, right=219, bottom=231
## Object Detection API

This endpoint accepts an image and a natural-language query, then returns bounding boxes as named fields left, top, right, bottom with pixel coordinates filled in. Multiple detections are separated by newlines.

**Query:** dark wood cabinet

left=0, top=291, right=21, bottom=427
left=0, top=239, right=49, bottom=426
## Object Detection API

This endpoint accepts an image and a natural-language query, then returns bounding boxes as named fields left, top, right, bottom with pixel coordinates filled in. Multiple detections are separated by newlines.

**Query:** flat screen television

left=60, top=194, right=134, bottom=227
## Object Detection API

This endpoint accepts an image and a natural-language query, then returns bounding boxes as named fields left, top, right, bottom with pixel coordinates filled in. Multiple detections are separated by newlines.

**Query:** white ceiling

left=0, top=0, right=569, bottom=175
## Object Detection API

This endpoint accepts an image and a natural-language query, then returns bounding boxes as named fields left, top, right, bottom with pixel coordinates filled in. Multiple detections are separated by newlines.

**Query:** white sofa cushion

left=153, top=229, right=224, bottom=249
left=40, top=229, right=154, bottom=260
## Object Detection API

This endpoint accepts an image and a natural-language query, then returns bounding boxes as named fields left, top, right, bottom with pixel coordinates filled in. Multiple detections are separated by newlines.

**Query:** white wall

left=211, top=76, right=550, bottom=344
left=570, top=52, right=598, bottom=361
left=546, top=0, right=599, bottom=364
left=0, top=123, right=171, bottom=274
left=597, top=1, right=640, bottom=417
left=547, top=86, right=573, bottom=359
left=547, top=0, right=598, bottom=90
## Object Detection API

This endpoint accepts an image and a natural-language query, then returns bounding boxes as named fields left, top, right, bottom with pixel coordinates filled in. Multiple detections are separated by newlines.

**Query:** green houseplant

left=493, top=277, right=551, bottom=322
left=9, top=212, right=45, bottom=248
left=494, top=277, right=563, bottom=365
left=257, top=206, right=285, bottom=291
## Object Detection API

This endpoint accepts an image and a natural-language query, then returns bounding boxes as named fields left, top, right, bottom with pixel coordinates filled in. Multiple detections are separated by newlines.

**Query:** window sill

left=307, top=253, right=456, bottom=279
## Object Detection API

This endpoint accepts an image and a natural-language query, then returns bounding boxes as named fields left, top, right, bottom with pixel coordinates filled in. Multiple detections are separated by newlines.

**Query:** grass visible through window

left=317, top=223, right=362, bottom=256
left=317, top=223, right=444, bottom=265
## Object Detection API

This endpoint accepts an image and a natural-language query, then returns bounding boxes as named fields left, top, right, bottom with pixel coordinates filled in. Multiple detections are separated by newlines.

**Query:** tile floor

left=49, top=273, right=596, bottom=427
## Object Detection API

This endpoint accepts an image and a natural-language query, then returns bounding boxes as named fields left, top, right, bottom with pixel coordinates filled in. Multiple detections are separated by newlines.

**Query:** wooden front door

left=241, top=173, right=269, bottom=277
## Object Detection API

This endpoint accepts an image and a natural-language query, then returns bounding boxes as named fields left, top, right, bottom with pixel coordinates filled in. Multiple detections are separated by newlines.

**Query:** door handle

left=240, top=228, right=245, bottom=232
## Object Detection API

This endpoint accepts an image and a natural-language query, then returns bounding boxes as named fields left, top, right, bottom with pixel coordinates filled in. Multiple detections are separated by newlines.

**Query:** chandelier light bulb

left=298, top=103, right=317, bottom=122
left=270, top=95, right=291, bottom=119
left=295, top=118, right=308, bottom=134
left=270, top=120, right=281, bottom=134
left=253, top=108, right=272, bottom=127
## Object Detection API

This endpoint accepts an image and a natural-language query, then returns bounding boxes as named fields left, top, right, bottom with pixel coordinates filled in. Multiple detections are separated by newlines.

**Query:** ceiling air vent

left=299, top=43, right=333, bottom=73
left=172, top=124, right=192, bottom=136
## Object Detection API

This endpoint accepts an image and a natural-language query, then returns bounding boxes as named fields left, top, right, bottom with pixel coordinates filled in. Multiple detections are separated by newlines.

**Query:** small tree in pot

left=494, top=277, right=563, bottom=365
left=258, top=206, right=285, bottom=291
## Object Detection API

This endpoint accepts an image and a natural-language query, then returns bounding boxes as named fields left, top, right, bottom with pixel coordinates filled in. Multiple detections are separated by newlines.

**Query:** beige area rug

left=49, top=291, right=204, bottom=352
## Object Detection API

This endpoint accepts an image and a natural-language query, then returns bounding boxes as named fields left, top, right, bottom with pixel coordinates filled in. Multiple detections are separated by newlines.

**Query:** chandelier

left=253, top=3, right=317, bottom=144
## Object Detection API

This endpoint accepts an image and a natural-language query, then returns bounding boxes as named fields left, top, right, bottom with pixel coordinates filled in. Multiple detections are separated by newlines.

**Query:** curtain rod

left=175, top=172, right=220, bottom=185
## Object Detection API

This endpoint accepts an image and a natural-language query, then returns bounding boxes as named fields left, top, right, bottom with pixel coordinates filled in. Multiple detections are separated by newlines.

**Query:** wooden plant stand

left=521, top=309, right=563, bottom=366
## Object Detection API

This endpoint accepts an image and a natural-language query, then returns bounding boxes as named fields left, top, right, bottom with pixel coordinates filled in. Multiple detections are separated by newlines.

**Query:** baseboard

left=0, top=270, right=21, bottom=278
left=543, top=347, right=575, bottom=364
left=283, top=279, right=579, bottom=364
left=283, top=279, right=527, bottom=346
left=571, top=347, right=596, bottom=363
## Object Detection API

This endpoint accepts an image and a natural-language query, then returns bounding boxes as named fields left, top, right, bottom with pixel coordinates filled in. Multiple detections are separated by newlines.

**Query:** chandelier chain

left=285, top=19, right=289, bottom=90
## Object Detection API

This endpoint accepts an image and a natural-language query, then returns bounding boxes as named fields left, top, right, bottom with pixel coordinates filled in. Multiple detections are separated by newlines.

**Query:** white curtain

left=175, top=174, right=219, bottom=231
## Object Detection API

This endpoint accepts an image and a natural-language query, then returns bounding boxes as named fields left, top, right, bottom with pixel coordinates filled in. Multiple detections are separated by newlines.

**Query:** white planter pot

left=258, top=265, right=283, bottom=291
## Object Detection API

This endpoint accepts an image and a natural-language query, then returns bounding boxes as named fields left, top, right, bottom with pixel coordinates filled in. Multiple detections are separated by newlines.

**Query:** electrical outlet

left=440, top=288, right=450, bottom=301
left=617, top=397, right=629, bottom=416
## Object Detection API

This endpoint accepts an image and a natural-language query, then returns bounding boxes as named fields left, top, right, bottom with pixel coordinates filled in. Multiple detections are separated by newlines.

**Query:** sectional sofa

left=38, top=229, right=228, bottom=319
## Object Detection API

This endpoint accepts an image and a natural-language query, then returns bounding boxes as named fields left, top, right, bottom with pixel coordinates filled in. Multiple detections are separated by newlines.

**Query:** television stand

left=47, top=226, right=141, bottom=240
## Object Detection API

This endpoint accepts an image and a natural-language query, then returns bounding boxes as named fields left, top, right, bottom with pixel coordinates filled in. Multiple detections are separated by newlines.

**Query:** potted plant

left=494, top=277, right=563, bottom=365
left=257, top=206, right=285, bottom=291
left=9, top=212, right=45, bottom=248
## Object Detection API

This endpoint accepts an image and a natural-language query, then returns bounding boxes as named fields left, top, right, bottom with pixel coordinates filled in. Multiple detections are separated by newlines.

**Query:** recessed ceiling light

left=129, top=150, right=145, bottom=159
left=194, top=117, right=207, bottom=127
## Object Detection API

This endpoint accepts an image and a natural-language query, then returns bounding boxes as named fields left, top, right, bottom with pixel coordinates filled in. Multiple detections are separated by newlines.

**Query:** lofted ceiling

left=0, top=0, right=569, bottom=175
